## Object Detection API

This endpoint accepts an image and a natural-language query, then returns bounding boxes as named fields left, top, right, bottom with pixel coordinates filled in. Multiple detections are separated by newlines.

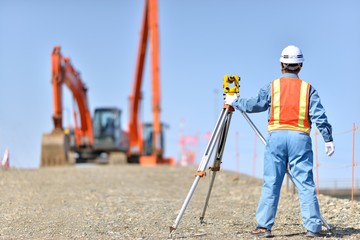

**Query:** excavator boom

left=41, top=46, right=94, bottom=166
left=128, top=0, right=149, bottom=159
left=51, top=46, right=94, bottom=146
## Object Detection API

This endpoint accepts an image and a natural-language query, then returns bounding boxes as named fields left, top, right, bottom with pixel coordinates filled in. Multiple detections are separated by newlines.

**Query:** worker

left=225, top=45, right=335, bottom=238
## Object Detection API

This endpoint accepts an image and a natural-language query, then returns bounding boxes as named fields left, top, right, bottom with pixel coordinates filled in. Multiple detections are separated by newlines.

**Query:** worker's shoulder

left=275, top=77, right=312, bottom=85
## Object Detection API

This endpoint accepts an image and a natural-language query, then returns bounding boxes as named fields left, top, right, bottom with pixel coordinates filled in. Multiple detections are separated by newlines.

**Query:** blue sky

left=0, top=1, right=359, bottom=188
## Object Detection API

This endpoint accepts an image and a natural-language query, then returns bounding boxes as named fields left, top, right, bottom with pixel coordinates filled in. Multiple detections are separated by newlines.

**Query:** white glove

left=325, top=141, right=335, bottom=157
left=224, top=94, right=238, bottom=106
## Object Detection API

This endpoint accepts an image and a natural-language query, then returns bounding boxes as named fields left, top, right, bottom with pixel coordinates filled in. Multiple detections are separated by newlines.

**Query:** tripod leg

left=170, top=108, right=230, bottom=234
left=200, top=111, right=233, bottom=223
left=200, top=171, right=218, bottom=223
left=241, top=111, right=335, bottom=234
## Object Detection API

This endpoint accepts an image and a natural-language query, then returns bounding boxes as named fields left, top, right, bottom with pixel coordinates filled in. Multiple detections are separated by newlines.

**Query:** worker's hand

left=224, top=94, right=238, bottom=106
left=325, top=141, right=335, bottom=157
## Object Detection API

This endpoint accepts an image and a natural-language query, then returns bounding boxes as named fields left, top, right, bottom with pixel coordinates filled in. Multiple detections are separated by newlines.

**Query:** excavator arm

left=148, top=0, right=162, bottom=157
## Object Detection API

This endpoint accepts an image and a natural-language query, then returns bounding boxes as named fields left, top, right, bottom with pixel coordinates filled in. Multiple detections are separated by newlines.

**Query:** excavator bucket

left=41, top=131, right=73, bottom=166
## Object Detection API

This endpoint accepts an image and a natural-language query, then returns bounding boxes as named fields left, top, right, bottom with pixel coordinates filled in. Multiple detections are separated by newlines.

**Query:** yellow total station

left=223, top=75, right=240, bottom=96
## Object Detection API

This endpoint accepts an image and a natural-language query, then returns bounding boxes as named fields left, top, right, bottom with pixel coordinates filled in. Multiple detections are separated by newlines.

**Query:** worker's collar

left=282, top=72, right=299, bottom=78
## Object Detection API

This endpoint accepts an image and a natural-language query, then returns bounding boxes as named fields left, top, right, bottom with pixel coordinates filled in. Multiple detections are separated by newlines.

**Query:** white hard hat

left=280, top=45, right=304, bottom=64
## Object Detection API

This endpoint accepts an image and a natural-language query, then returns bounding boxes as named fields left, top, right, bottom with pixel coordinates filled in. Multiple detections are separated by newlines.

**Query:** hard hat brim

left=280, top=57, right=304, bottom=64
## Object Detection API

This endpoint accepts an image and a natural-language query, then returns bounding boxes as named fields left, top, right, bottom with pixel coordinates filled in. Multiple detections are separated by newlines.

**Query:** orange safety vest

left=268, top=77, right=311, bottom=134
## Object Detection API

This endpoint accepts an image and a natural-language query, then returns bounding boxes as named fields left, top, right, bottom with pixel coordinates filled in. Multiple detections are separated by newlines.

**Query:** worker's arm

left=308, top=85, right=333, bottom=143
left=231, top=83, right=270, bottom=113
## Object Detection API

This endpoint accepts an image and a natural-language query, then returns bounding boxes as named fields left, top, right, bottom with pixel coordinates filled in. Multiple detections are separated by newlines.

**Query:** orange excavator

left=127, top=0, right=175, bottom=165
left=41, top=46, right=128, bottom=166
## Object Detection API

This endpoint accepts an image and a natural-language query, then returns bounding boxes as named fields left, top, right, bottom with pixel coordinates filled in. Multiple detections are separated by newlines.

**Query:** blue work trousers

left=256, top=130, right=322, bottom=233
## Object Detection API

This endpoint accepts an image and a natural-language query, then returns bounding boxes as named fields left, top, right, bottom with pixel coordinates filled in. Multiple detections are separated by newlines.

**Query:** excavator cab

left=91, top=107, right=129, bottom=164
left=142, top=122, right=165, bottom=156
left=138, top=122, right=175, bottom=165
left=93, top=107, right=128, bottom=152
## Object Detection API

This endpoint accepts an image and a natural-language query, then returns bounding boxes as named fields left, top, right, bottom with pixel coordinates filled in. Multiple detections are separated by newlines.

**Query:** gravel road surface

left=0, top=165, right=359, bottom=239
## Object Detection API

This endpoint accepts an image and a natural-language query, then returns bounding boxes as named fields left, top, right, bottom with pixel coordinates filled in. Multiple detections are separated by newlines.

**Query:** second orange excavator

left=127, top=0, right=175, bottom=165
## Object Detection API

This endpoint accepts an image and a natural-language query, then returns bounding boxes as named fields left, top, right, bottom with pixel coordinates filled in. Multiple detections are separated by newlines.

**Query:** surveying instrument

left=169, top=75, right=336, bottom=237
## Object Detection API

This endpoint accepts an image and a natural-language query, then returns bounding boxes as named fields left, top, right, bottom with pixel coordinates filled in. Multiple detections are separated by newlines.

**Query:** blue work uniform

left=232, top=72, right=333, bottom=233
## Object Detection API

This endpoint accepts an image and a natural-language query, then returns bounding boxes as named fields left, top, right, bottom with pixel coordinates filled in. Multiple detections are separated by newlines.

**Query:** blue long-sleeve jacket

left=232, top=73, right=333, bottom=142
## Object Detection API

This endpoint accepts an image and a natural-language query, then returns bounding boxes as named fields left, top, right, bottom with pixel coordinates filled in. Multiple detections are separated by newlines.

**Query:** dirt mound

left=0, top=165, right=359, bottom=239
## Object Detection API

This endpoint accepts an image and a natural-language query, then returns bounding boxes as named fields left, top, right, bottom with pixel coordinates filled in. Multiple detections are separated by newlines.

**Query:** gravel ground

left=0, top=165, right=359, bottom=239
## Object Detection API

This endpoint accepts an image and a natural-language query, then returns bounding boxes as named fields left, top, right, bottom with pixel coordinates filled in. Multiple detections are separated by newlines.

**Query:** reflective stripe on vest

left=268, top=78, right=311, bottom=134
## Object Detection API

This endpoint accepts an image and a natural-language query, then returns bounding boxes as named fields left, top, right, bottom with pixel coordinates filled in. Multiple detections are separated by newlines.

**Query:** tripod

left=169, top=75, right=335, bottom=236
left=169, top=75, right=239, bottom=234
